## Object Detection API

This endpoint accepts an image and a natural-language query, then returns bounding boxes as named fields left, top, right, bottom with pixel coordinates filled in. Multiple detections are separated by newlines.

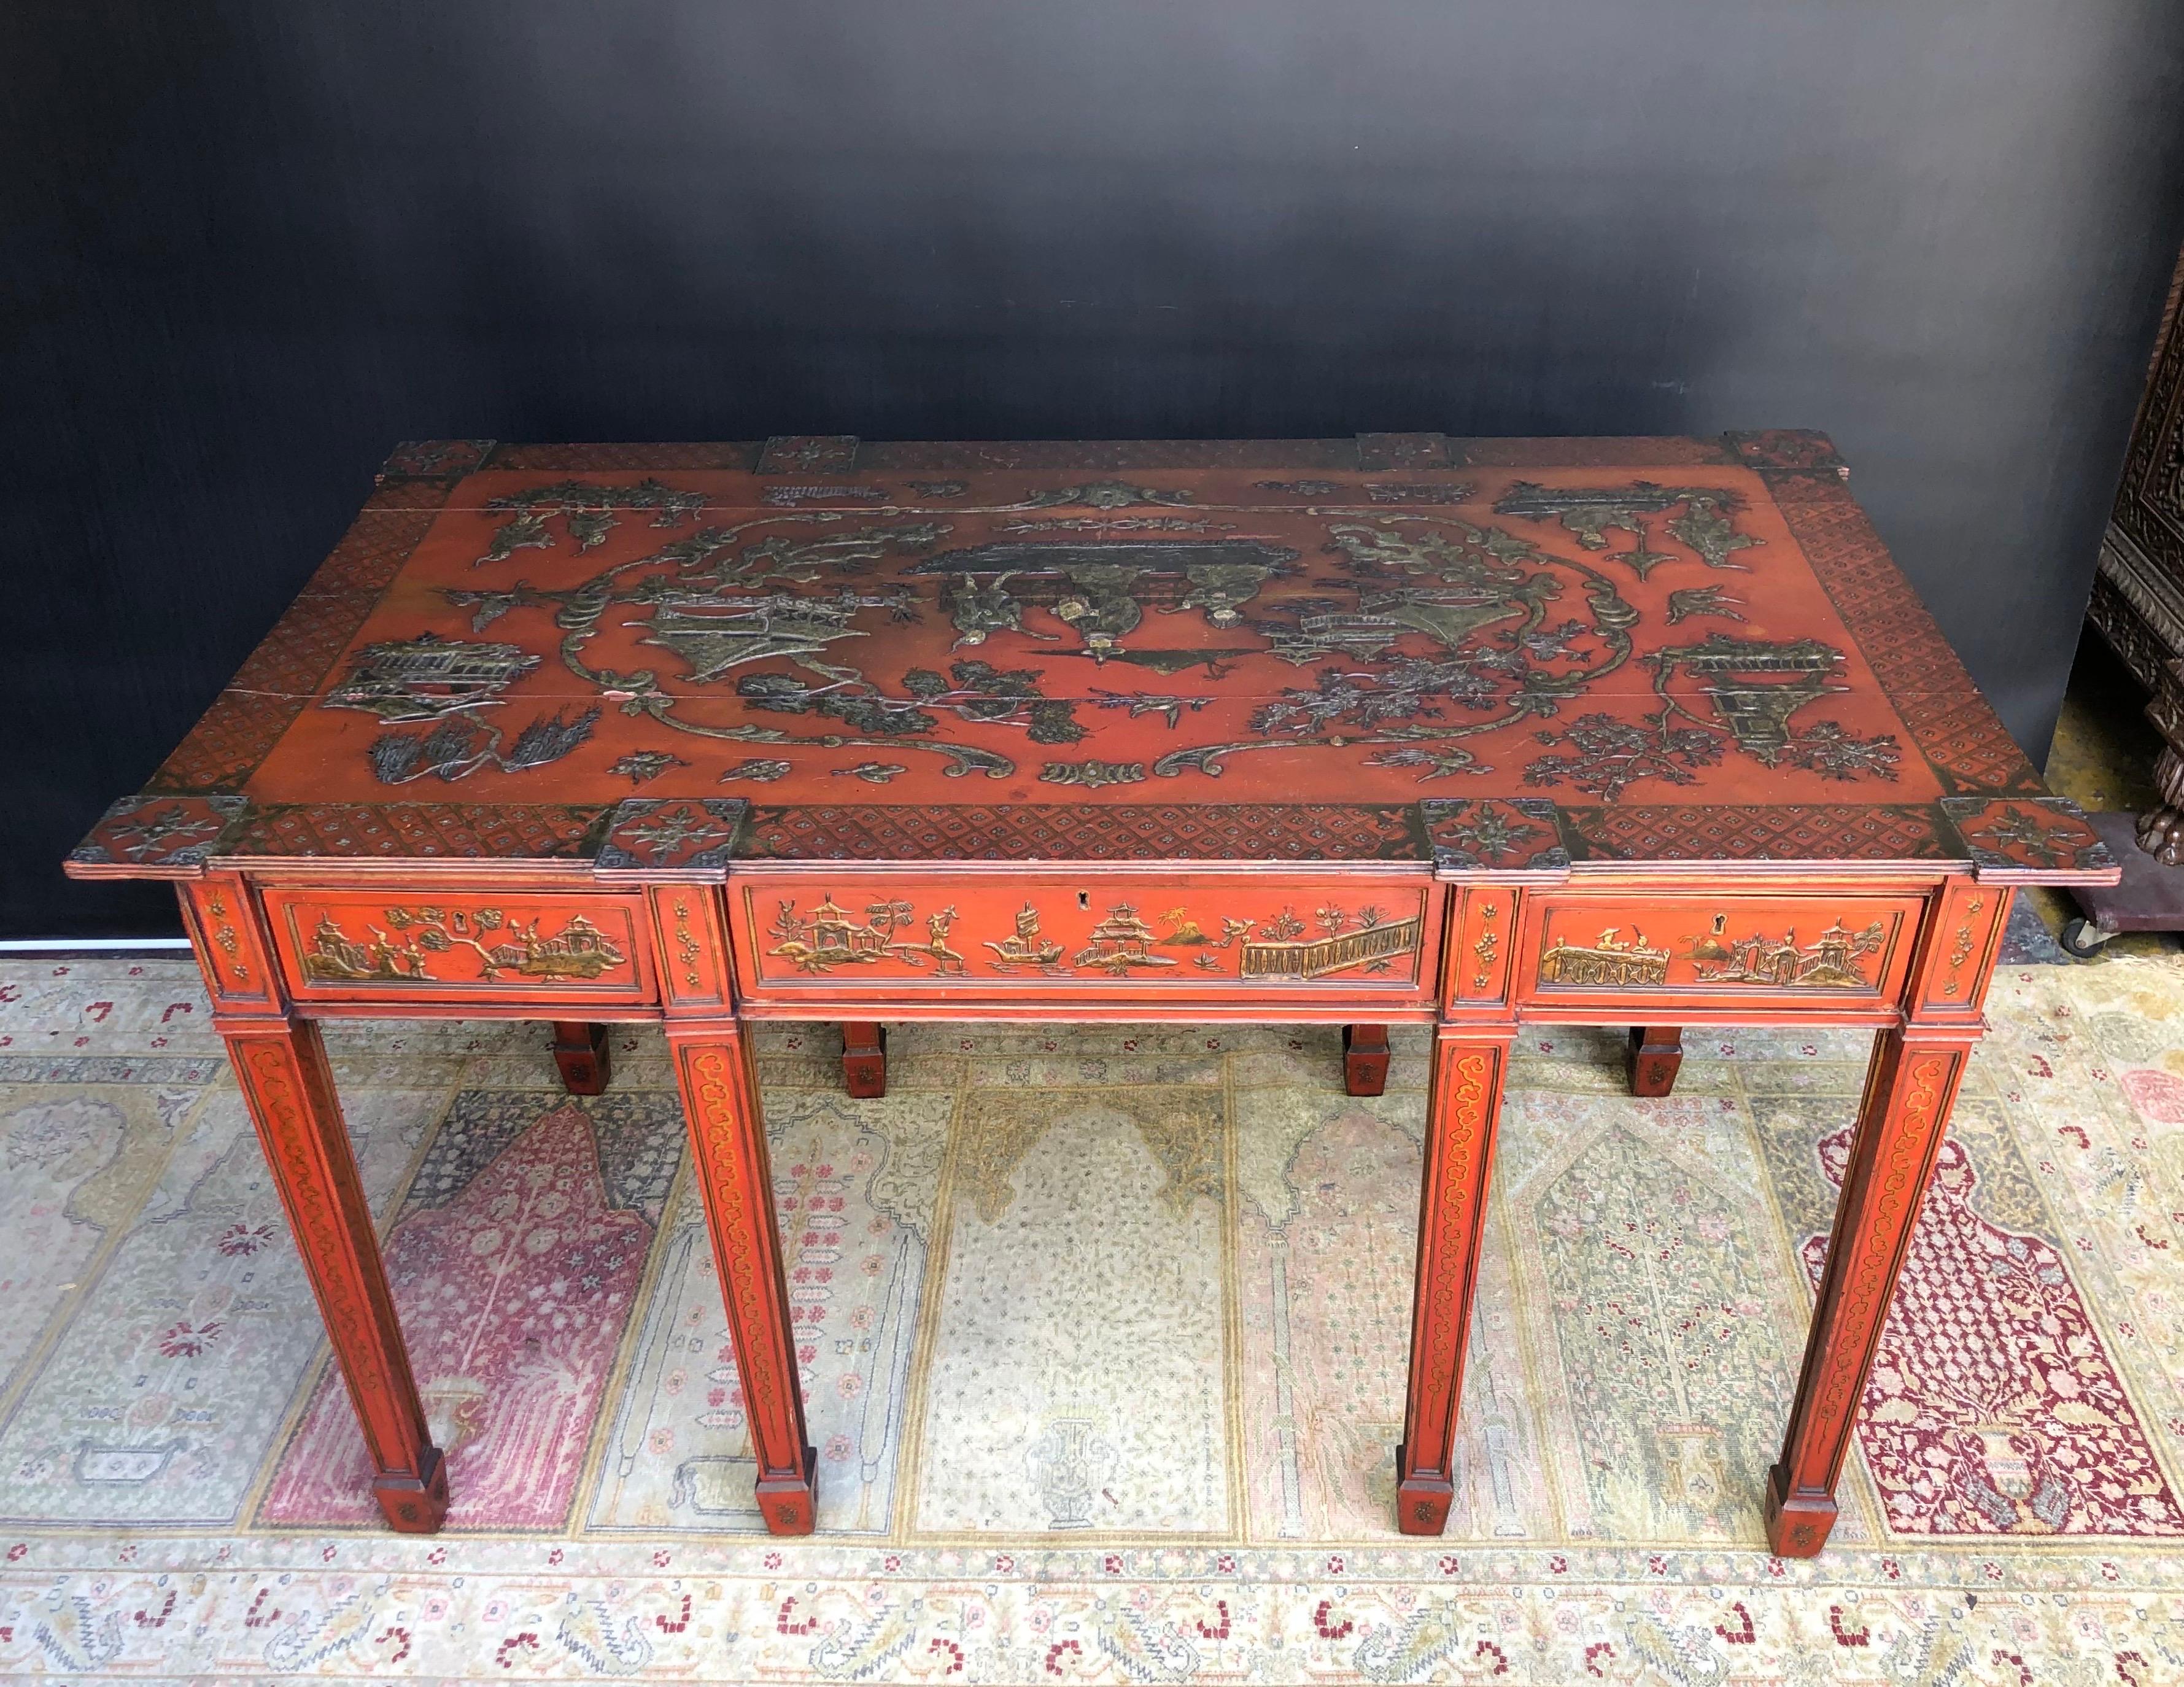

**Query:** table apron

left=216, top=874, right=1986, bottom=1033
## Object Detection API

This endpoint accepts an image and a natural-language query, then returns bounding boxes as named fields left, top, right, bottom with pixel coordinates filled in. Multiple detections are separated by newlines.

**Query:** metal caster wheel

left=2059, top=918, right=2112, bottom=960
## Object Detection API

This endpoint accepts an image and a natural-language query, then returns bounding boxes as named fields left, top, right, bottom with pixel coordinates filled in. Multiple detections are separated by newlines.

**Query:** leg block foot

left=1394, top=1444, right=1453, bottom=1535
left=756, top=1446, right=820, bottom=1535
left=842, top=1022, right=886, bottom=1099
left=1628, top=1025, right=1683, bottom=1098
left=1764, top=1461, right=1838, bottom=1557
left=1343, top=1024, right=1391, bottom=1097
left=551, top=1023, right=611, bottom=1096
left=373, top=1445, right=450, bottom=1534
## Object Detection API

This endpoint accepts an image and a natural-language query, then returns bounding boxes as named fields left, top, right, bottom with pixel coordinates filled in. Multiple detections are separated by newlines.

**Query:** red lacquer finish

left=64, top=434, right=2118, bottom=1543
left=1398, top=1025, right=1514, bottom=1532
left=668, top=1022, right=817, bottom=1532
left=1628, top=1025, right=1684, bottom=1097
left=1342, top=1023, right=1392, bottom=1096
left=222, top=1014, right=447, bottom=1532
left=551, top=1021, right=611, bottom=1095
left=1766, top=1028, right=1975, bottom=1554
left=840, top=1021, right=887, bottom=1098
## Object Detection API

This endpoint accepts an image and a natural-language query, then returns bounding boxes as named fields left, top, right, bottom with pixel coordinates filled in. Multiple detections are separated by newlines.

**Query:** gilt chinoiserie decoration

left=67, top=431, right=2115, bottom=1556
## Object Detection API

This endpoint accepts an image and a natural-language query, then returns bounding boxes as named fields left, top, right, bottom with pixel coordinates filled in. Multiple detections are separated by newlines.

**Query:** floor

left=2, top=641, right=2182, bottom=1683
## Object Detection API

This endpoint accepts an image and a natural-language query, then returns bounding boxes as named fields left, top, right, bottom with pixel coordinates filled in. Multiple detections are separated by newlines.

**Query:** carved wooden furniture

left=2073, top=251, right=2184, bottom=950
left=2091, top=250, right=2184, bottom=872
left=67, top=431, right=2114, bottom=1554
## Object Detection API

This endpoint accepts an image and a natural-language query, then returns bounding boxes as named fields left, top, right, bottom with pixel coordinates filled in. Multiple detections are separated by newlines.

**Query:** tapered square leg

left=1765, top=1026, right=1974, bottom=1556
left=1628, top=1025, right=1683, bottom=1098
left=224, top=1015, right=447, bottom=1533
left=551, top=1022, right=611, bottom=1095
left=670, top=1019, right=818, bottom=1535
left=842, top=1022, right=886, bottom=1099
left=1343, top=1024, right=1391, bottom=1096
left=1397, top=1025, right=1514, bottom=1534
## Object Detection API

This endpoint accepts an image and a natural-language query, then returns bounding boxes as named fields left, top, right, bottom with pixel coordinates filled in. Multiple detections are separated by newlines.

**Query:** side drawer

left=263, top=888, right=657, bottom=1006
left=1515, top=891, right=1926, bottom=1012
left=731, top=875, right=1442, bottom=1006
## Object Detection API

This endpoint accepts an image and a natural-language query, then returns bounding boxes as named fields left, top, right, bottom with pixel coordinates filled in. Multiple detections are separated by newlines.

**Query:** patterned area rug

left=2, top=955, right=2183, bottom=1681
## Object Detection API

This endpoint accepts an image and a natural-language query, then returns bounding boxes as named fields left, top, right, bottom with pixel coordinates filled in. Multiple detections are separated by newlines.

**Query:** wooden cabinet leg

left=1343, top=1023, right=1392, bottom=1096
left=1628, top=1025, right=1683, bottom=1098
left=841, top=1021, right=886, bottom=1099
left=1397, top=1025, right=1514, bottom=1534
left=670, top=1019, right=818, bottom=1534
left=223, top=1017, right=447, bottom=1532
left=1765, top=1026, right=1975, bottom=1556
left=551, top=1022, right=611, bottom=1095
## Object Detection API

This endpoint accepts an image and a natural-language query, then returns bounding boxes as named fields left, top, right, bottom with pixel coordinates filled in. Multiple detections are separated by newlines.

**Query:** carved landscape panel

left=732, top=877, right=1439, bottom=1000
left=238, top=465, right=1943, bottom=817
left=265, top=892, right=653, bottom=1003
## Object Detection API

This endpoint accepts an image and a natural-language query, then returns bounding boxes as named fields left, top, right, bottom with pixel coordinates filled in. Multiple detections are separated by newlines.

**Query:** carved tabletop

left=64, top=432, right=2115, bottom=1552
left=71, top=431, right=2107, bottom=875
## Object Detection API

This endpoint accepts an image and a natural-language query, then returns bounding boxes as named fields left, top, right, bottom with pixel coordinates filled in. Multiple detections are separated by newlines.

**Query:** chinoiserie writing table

left=66, top=431, right=2116, bottom=1556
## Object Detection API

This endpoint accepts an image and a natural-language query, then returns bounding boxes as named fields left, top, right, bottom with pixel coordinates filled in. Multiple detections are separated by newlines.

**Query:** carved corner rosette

left=594, top=796, right=749, bottom=879
left=66, top=794, right=250, bottom=878
left=1938, top=795, right=2120, bottom=885
left=1417, top=797, right=1572, bottom=881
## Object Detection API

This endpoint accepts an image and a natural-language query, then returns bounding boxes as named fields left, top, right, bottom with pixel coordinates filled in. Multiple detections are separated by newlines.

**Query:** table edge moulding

left=64, top=430, right=2118, bottom=1555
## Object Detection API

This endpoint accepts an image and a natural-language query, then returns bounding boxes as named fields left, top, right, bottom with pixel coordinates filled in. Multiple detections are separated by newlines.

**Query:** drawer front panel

left=1517, top=892, right=1926, bottom=1010
left=266, top=890, right=655, bottom=1004
left=733, top=877, right=1440, bottom=1004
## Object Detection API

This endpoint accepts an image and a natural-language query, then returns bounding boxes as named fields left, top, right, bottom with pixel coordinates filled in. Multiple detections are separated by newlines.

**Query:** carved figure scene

left=1684, top=912, right=1886, bottom=989
left=766, top=895, right=966, bottom=975
left=297, top=906, right=629, bottom=985
left=1536, top=926, right=1673, bottom=988
left=268, top=470, right=1935, bottom=809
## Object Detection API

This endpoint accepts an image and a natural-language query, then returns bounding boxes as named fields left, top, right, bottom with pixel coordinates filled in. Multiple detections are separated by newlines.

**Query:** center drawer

left=729, top=875, right=1442, bottom=1006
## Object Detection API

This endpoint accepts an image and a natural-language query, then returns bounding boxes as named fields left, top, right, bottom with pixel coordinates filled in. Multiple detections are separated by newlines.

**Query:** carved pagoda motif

left=766, top=894, right=902, bottom=972
left=1684, top=912, right=1885, bottom=989
left=1072, top=904, right=1176, bottom=973
left=323, top=634, right=541, bottom=721
left=476, top=913, right=626, bottom=980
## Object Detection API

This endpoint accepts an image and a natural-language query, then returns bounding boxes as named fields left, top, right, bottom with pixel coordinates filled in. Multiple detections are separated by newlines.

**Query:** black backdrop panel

left=8, top=2, right=2184, bottom=937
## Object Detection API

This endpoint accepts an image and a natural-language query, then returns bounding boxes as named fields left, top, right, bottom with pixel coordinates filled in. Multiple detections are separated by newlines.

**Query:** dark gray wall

left=8, top=1, right=2184, bottom=938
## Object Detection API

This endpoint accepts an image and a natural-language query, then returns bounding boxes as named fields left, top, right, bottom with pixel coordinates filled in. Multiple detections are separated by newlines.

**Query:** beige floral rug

left=1, top=953, right=2181, bottom=1681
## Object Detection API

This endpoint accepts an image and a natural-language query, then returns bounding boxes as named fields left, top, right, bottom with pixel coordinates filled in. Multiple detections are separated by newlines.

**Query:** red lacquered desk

left=66, top=431, right=2115, bottom=1554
